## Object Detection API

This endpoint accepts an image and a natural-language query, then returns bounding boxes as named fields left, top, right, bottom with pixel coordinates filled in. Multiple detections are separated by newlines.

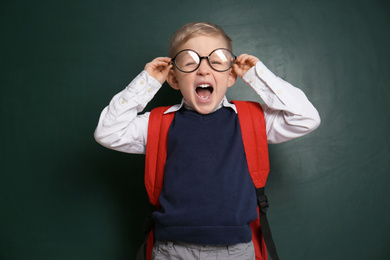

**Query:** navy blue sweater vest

left=153, top=107, right=258, bottom=245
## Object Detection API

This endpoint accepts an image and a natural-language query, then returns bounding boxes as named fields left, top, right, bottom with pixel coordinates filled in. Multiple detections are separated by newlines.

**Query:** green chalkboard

left=1, top=0, right=389, bottom=259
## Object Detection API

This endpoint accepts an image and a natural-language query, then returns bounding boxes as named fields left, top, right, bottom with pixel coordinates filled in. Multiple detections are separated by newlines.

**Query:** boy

left=94, top=22, right=320, bottom=259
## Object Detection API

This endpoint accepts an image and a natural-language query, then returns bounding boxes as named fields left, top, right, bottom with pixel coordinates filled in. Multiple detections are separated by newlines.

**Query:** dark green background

left=1, top=0, right=389, bottom=259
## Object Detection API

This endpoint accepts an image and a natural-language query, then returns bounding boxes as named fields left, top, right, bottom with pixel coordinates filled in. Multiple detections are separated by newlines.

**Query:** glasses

left=171, top=48, right=236, bottom=73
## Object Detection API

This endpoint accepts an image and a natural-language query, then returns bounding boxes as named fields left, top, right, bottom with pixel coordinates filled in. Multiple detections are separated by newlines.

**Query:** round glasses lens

left=209, top=49, right=235, bottom=71
left=174, top=50, right=200, bottom=72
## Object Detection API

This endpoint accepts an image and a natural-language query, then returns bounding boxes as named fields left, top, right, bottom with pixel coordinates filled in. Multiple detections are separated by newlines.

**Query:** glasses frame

left=171, top=48, right=237, bottom=73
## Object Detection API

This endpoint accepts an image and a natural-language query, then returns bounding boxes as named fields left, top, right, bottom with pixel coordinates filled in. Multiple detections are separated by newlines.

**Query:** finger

left=154, top=61, right=171, bottom=68
left=244, top=56, right=259, bottom=66
left=152, top=57, right=171, bottom=62
left=236, top=55, right=259, bottom=66
left=147, top=57, right=171, bottom=67
left=148, top=61, right=172, bottom=72
left=237, top=56, right=251, bottom=67
left=232, top=64, right=244, bottom=78
left=232, top=63, right=239, bottom=72
left=235, top=54, right=248, bottom=64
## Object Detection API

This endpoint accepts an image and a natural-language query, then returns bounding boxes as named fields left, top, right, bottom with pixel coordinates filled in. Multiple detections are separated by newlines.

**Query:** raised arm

left=235, top=57, right=320, bottom=143
left=94, top=58, right=172, bottom=154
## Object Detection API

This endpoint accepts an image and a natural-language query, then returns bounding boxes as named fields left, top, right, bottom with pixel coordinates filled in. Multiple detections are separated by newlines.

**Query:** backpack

left=137, top=100, right=279, bottom=260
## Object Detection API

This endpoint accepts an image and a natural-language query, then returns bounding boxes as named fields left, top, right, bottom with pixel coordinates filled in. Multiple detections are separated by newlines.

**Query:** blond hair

left=169, top=22, right=232, bottom=58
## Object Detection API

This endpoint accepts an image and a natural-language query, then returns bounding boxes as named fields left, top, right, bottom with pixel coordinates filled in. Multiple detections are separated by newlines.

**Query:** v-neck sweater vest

left=153, top=107, right=258, bottom=245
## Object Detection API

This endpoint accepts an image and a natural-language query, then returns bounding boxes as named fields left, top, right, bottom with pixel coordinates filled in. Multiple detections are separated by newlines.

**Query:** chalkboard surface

left=1, top=0, right=389, bottom=259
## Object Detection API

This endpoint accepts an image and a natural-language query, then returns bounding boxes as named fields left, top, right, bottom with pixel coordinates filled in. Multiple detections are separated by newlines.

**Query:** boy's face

left=168, top=35, right=236, bottom=115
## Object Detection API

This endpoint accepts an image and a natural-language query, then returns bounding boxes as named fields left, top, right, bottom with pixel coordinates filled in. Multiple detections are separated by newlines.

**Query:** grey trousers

left=152, top=241, right=255, bottom=260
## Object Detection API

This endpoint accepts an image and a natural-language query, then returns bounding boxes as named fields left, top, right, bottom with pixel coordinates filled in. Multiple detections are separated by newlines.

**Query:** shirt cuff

left=126, top=70, right=161, bottom=94
left=242, top=61, right=277, bottom=88
left=242, top=61, right=289, bottom=104
left=117, top=70, right=161, bottom=106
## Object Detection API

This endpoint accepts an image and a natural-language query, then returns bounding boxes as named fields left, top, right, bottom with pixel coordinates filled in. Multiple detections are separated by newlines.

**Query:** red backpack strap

left=232, top=100, right=270, bottom=187
left=233, top=100, right=279, bottom=260
left=138, top=106, right=174, bottom=260
left=145, top=106, right=175, bottom=205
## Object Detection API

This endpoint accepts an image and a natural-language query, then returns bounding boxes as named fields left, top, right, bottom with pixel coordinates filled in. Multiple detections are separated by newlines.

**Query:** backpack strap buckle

left=258, top=194, right=269, bottom=214
left=256, top=187, right=269, bottom=214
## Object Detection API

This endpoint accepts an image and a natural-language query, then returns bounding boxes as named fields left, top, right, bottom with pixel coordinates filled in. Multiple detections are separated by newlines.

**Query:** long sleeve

left=242, top=61, right=321, bottom=144
left=94, top=70, right=161, bottom=154
left=94, top=62, right=321, bottom=154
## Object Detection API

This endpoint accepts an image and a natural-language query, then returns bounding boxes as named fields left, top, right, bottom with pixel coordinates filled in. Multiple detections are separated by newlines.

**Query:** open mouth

left=196, top=84, right=214, bottom=100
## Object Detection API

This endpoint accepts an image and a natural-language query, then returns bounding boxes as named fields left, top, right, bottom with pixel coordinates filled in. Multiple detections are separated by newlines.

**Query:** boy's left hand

left=233, top=54, right=260, bottom=78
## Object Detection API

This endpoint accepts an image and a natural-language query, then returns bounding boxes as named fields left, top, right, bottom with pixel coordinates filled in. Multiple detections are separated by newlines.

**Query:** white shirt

left=94, top=61, right=321, bottom=154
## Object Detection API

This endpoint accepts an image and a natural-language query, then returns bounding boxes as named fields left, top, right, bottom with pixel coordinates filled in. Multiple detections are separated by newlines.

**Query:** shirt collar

left=163, top=96, right=237, bottom=114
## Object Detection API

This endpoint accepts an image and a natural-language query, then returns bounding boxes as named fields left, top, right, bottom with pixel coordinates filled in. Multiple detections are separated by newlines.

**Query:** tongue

left=196, top=87, right=212, bottom=99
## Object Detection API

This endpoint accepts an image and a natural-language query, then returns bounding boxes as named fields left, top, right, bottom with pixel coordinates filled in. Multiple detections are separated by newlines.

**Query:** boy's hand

left=233, top=54, right=260, bottom=78
left=144, top=57, right=172, bottom=85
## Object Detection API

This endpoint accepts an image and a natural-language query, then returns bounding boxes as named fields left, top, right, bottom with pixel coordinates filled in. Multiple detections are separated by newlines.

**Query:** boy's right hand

left=144, top=57, right=172, bottom=85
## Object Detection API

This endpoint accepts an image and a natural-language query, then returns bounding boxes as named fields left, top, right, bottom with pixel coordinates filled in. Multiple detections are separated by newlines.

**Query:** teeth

left=198, top=84, right=210, bottom=88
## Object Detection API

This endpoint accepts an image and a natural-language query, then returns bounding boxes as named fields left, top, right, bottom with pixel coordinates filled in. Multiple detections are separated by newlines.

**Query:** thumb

left=232, top=63, right=243, bottom=78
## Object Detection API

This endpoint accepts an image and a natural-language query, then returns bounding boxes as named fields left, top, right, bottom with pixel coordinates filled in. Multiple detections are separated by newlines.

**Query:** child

left=94, top=22, right=320, bottom=260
